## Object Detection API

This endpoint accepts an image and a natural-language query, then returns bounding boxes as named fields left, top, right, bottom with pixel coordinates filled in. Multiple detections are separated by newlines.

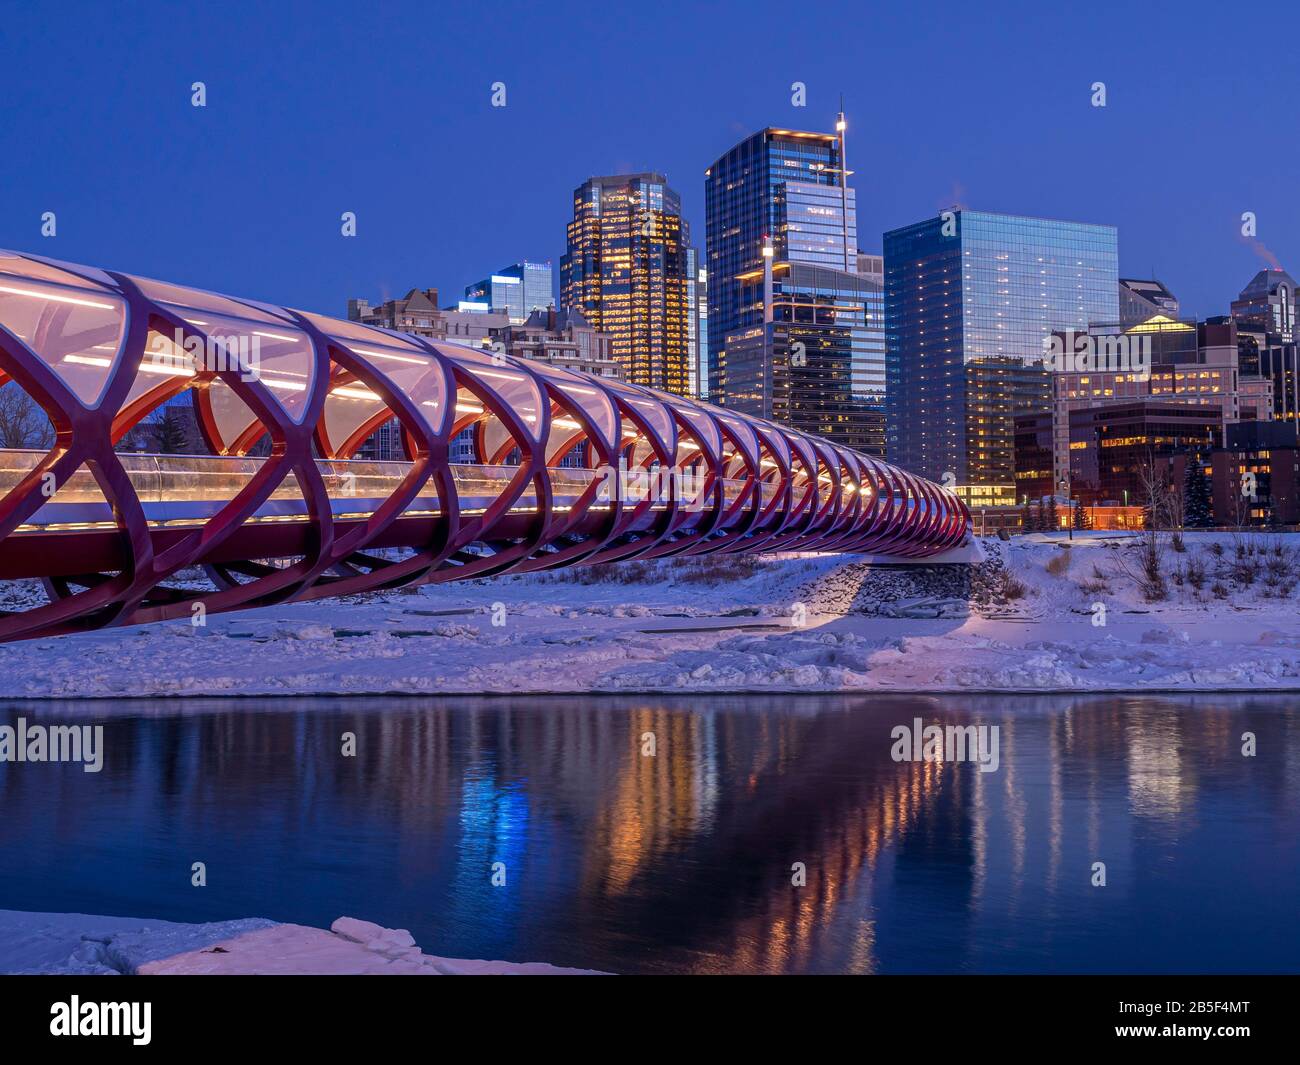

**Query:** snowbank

left=0, top=910, right=276, bottom=975
left=2, top=533, right=1299, bottom=696
left=0, top=910, right=599, bottom=975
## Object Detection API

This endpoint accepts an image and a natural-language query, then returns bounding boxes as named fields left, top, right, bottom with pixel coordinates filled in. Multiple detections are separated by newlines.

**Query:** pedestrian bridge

left=0, top=248, right=969, bottom=640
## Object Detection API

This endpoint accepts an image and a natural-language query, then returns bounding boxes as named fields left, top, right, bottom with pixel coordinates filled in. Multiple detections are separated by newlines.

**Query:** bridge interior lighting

left=454, top=402, right=484, bottom=414
left=137, top=359, right=195, bottom=378
left=62, top=354, right=113, bottom=367
left=350, top=348, right=428, bottom=365
left=471, top=368, right=524, bottom=382
left=261, top=377, right=308, bottom=392
left=0, top=285, right=115, bottom=310
left=329, top=385, right=380, bottom=401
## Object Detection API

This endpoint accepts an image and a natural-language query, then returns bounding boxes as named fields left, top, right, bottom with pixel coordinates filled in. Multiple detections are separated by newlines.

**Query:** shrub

left=999, top=572, right=1028, bottom=600
left=1140, top=539, right=1167, bottom=601
left=1232, top=558, right=1260, bottom=586
left=1045, top=551, right=1072, bottom=577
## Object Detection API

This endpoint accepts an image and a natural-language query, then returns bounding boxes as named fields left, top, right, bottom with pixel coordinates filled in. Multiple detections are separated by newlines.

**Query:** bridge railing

left=0, top=449, right=764, bottom=529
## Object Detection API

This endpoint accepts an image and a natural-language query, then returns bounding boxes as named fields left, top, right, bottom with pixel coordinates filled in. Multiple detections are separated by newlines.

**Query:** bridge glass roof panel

left=0, top=258, right=128, bottom=408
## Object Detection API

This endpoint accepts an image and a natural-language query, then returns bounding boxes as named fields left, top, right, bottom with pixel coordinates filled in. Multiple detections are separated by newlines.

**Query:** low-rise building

left=1046, top=317, right=1270, bottom=490
left=1210, top=421, right=1300, bottom=525
left=499, top=306, right=621, bottom=379
left=1067, top=400, right=1221, bottom=507
left=347, top=288, right=508, bottom=351
left=348, top=289, right=441, bottom=337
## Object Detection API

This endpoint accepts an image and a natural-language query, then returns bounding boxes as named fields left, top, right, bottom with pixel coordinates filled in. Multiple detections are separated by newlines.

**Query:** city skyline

left=3, top=0, right=1300, bottom=1003
left=0, top=1, right=1293, bottom=330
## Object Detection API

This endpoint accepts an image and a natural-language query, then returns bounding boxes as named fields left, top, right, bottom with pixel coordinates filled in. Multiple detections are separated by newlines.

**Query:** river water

left=1, top=693, right=1296, bottom=974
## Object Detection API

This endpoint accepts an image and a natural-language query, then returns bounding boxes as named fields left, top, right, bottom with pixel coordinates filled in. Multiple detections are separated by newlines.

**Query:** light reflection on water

left=0, top=693, right=1296, bottom=974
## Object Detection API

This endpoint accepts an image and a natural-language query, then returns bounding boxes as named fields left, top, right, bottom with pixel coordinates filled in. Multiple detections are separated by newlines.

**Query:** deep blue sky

left=1, top=0, right=1293, bottom=321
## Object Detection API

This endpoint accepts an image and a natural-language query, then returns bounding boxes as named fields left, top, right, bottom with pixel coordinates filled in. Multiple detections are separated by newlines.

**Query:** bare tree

left=1165, top=465, right=1186, bottom=552
left=0, top=382, right=54, bottom=450
left=1117, top=451, right=1170, bottom=600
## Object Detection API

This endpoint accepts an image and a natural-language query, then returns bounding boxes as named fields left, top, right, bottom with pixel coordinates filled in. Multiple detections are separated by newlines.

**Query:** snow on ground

left=0, top=910, right=598, bottom=975
left=0, top=910, right=277, bottom=975
left=3, top=532, right=1300, bottom=696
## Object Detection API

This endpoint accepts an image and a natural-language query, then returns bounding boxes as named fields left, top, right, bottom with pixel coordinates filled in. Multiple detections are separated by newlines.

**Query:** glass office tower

left=685, top=247, right=708, bottom=398
left=560, top=173, right=692, bottom=394
left=883, top=210, right=1118, bottom=504
left=706, top=127, right=856, bottom=396
left=695, top=264, right=709, bottom=399
left=705, top=121, right=884, bottom=453
left=465, top=261, right=553, bottom=324
left=724, top=262, right=885, bottom=452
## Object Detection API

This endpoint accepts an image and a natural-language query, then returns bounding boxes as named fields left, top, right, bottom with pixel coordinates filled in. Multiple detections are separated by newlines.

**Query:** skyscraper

left=685, top=247, right=708, bottom=398
left=705, top=119, right=885, bottom=453
left=1232, top=268, right=1297, bottom=343
left=464, top=261, right=554, bottom=324
left=560, top=173, right=692, bottom=394
left=883, top=210, right=1118, bottom=505
left=1231, top=267, right=1300, bottom=431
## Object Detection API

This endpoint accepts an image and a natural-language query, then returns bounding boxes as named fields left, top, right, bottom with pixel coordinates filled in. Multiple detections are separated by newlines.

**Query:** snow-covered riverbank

left=3, top=532, right=1300, bottom=696
left=0, top=910, right=599, bottom=975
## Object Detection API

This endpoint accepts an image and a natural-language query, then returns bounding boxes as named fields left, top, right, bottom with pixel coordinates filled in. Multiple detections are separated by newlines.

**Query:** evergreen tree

left=1045, top=495, right=1059, bottom=532
left=153, top=405, right=191, bottom=454
left=1183, top=455, right=1213, bottom=528
left=1020, top=503, right=1033, bottom=534
left=1073, top=499, right=1086, bottom=530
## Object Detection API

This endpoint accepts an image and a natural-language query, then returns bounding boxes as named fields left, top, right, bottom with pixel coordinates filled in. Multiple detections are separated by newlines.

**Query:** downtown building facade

left=1212, top=421, right=1300, bottom=525
left=1229, top=269, right=1300, bottom=433
left=497, top=306, right=622, bottom=380
left=883, top=210, right=1119, bottom=507
left=1033, top=316, right=1271, bottom=501
left=686, top=247, right=708, bottom=399
left=560, top=173, right=693, bottom=395
left=463, top=261, right=554, bottom=323
left=1015, top=310, right=1284, bottom=523
left=705, top=123, right=886, bottom=454
left=1066, top=400, right=1220, bottom=507
left=1118, top=277, right=1179, bottom=326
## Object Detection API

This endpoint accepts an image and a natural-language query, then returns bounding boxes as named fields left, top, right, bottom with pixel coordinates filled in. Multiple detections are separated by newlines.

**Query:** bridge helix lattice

left=0, top=249, right=970, bottom=641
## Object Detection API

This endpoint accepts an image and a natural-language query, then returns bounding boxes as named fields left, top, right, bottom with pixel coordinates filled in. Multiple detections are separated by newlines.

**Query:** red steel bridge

left=0, top=249, right=970, bottom=641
